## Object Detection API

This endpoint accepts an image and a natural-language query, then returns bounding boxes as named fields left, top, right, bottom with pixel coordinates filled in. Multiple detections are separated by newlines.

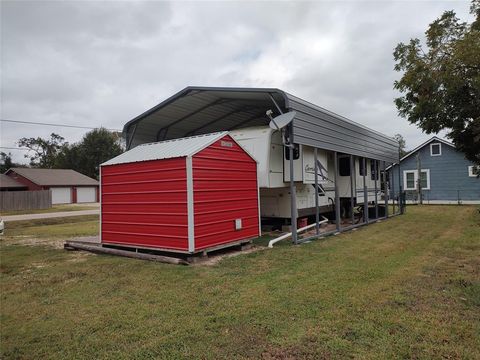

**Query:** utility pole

left=416, top=153, right=422, bottom=204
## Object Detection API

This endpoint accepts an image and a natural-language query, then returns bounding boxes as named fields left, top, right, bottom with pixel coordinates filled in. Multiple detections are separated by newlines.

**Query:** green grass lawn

left=1, top=204, right=98, bottom=216
left=1, top=206, right=479, bottom=359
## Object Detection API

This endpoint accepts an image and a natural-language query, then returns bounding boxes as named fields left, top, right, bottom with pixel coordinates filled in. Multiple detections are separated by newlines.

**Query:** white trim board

left=386, top=136, right=454, bottom=170
left=186, top=156, right=195, bottom=253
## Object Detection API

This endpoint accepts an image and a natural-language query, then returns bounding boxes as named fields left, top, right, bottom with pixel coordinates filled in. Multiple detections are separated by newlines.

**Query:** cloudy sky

left=1, top=0, right=474, bottom=163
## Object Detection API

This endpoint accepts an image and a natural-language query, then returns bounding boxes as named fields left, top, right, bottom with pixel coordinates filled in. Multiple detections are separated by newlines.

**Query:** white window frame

left=430, top=143, right=442, bottom=156
left=403, top=169, right=430, bottom=190
left=468, top=165, right=479, bottom=177
left=404, top=170, right=416, bottom=190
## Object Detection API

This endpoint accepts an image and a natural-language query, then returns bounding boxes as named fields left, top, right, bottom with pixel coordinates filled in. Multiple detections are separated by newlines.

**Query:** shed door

left=51, top=187, right=72, bottom=204
left=77, top=187, right=96, bottom=203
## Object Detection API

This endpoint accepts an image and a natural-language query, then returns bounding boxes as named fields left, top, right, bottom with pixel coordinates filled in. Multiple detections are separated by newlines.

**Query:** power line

left=0, top=118, right=122, bottom=132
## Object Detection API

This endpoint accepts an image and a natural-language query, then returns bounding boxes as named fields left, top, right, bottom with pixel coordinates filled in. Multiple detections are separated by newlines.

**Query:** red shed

left=100, top=132, right=260, bottom=254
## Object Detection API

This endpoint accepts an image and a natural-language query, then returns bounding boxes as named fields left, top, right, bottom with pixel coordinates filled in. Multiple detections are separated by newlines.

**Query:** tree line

left=0, top=128, right=124, bottom=179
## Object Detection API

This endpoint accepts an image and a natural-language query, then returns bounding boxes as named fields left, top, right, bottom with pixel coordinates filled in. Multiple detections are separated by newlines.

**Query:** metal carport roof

left=123, top=86, right=399, bottom=163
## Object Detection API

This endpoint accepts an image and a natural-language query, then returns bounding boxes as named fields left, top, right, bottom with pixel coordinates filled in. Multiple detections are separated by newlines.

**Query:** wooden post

left=416, top=153, right=422, bottom=204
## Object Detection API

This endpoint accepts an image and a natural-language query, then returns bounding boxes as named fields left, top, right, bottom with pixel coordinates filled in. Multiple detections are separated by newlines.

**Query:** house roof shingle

left=7, top=168, right=99, bottom=186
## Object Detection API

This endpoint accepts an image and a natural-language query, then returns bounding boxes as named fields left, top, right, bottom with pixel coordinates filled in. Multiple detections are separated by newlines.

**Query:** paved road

left=2, top=209, right=99, bottom=222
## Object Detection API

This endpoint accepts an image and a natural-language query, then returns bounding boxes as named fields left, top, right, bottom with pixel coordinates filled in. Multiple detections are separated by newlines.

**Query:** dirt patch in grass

left=192, top=245, right=267, bottom=266
left=1, top=215, right=99, bottom=250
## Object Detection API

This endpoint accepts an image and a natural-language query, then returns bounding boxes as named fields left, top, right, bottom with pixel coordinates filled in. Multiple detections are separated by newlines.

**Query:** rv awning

left=123, top=86, right=399, bottom=163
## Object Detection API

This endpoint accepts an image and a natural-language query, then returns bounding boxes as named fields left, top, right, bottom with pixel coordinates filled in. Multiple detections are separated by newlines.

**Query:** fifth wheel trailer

left=229, top=126, right=380, bottom=219
left=121, top=87, right=403, bottom=243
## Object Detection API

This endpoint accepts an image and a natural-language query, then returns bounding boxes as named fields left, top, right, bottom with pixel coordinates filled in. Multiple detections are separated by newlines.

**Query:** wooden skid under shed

left=64, top=241, right=189, bottom=265
left=64, top=238, right=254, bottom=265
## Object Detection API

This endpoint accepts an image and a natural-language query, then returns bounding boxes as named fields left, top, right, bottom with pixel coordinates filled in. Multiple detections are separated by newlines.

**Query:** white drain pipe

left=268, top=216, right=329, bottom=248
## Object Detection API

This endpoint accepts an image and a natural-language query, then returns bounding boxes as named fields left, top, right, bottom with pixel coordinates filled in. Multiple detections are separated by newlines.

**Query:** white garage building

left=5, top=168, right=99, bottom=204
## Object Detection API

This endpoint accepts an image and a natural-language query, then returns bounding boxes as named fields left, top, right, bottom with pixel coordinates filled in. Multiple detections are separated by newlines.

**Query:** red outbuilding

left=100, top=131, right=260, bottom=254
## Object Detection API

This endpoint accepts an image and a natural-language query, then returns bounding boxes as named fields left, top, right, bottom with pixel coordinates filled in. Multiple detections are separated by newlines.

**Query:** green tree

left=393, top=1, right=480, bottom=164
left=55, top=128, right=124, bottom=179
left=18, top=133, right=65, bottom=168
left=0, top=152, right=14, bottom=173
left=393, top=134, right=407, bottom=158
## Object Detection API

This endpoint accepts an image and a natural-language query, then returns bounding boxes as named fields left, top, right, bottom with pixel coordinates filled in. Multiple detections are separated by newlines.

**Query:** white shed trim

left=186, top=156, right=195, bottom=253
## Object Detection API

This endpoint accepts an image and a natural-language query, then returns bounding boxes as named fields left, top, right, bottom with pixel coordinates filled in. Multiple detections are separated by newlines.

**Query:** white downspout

left=268, top=216, right=329, bottom=248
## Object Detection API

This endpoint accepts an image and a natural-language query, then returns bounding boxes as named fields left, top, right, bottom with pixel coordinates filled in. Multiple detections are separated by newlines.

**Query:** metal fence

left=0, top=190, right=52, bottom=211
left=393, top=189, right=480, bottom=205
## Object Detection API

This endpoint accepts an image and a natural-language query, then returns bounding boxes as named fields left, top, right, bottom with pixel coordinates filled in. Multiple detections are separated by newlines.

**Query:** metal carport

left=123, top=86, right=402, bottom=243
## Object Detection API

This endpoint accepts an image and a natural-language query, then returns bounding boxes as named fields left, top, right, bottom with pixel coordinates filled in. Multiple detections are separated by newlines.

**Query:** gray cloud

left=0, top=0, right=473, bottom=163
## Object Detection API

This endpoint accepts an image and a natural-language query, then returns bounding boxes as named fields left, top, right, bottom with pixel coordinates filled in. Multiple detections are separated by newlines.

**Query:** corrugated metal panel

left=192, top=135, right=260, bottom=251
left=101, top=158, right=189, bottom=251
left=123, top=86, right=399, bottom=163
left=285, top=94, right=399, bottom=163
left=101, top=131, right=228, bottom=166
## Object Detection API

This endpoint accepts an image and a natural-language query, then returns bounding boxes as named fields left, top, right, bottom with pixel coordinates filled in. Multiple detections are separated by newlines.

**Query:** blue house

left=388, top=136, right=479, bottom=204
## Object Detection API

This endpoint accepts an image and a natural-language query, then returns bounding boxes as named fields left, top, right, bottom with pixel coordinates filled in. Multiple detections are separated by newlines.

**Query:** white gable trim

left=386, top=136, right=454, bottom=170
left=400, top=136, right=453, bottom=162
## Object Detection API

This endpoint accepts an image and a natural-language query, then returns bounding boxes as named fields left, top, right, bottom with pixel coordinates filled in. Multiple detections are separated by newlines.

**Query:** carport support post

left=289, top=125, right=298, bottom=244
left=350, top=155, right=355, bottom=225
left=374, top=160, right=379, bottom=220
left=314, top=148, right=320, bottom=235
left=383, top=161, right=389, bottom=218
left=334, top=152, right=341, bottom=232
left=391, top=164, right=396, bottom=214
left=363, top=158, right=368, bottom=224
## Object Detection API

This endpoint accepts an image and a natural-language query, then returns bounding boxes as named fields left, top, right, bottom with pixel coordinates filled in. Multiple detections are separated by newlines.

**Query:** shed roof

left=0, top=174, right=27, bottom=189
left=122, top=86, right=399, bottom=163
left=6, top=168, right=99, bottom=186
left=101, top=131, right=229, bottom=166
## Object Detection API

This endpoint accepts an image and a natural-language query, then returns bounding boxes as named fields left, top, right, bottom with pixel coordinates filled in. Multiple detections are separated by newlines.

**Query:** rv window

left=284, top=144, right=299, bottom=160
left=359, top=158, right=366, bottom=176
left=339, top=157, right=350, bottom=176
left=370, top=160, right=379, bottom=180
